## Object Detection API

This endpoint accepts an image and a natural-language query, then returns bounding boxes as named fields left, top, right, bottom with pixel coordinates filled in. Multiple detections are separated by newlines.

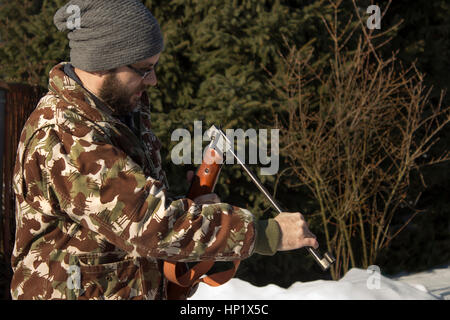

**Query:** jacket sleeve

left=21, top=123, right=257, bottom=262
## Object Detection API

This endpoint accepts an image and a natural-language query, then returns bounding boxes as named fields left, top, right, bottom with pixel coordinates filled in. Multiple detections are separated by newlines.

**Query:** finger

left=194, top=193, right=221, bottom=204
left=204, top=193, right=220, bottom=203
left=307, top=237, right=319, bottom=249
left=186, top=170, right=194, bottom=183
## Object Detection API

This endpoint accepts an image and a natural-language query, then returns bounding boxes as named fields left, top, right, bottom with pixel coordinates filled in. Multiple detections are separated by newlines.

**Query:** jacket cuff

left=254, top=218, right=281, bottom=256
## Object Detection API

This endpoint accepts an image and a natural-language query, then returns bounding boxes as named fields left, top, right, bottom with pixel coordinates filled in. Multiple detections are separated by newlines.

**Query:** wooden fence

left=0, top=81, right=45, bottom=300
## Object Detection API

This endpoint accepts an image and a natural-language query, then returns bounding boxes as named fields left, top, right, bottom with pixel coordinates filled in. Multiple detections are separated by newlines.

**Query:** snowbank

left=191, top=266, right=448, bottom=300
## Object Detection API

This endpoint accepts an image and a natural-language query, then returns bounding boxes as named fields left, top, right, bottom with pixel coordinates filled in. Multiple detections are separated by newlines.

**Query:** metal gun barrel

left=214, top=127, right=336, bottom=271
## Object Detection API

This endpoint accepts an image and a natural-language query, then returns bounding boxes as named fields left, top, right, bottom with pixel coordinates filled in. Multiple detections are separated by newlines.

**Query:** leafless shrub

left=269, top=0, right=450, bottom=279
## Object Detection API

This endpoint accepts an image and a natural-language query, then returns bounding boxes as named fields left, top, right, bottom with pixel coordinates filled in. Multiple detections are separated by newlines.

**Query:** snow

left=190, top=264, right=450, bottom=300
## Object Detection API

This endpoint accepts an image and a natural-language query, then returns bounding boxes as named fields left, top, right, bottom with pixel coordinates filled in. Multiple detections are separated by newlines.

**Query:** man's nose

left=143, top=70, right=157, bottom=86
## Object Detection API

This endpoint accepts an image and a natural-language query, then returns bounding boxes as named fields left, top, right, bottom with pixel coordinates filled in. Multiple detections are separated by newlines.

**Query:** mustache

left=137, top=85, right=149, bottom=93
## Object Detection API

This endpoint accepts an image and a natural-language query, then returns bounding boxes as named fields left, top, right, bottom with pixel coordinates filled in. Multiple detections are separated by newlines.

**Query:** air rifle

left=164, top=125, right=335, bottom=299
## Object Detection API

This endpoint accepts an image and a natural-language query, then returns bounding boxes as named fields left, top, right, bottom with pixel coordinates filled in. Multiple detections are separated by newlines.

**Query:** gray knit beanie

left=54, top=0, right=164, bottom=72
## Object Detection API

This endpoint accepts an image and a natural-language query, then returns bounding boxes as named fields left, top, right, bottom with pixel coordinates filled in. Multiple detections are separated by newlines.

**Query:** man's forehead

left=134, top=53, right=161, bottom=68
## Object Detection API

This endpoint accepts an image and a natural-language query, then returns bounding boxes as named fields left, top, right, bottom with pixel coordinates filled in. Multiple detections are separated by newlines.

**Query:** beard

left=97, top=72, right=144, bottom=116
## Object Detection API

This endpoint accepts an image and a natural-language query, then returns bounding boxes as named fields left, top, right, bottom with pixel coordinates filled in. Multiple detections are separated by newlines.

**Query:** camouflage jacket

left=10, top=62, right=261, bottom=300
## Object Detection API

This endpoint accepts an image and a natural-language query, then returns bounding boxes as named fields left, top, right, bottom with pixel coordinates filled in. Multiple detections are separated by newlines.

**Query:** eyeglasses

left=127, top=62, right=158, bottom=80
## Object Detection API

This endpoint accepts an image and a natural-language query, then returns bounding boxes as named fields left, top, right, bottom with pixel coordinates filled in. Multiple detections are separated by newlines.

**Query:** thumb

left=186, top=170, right=194, bottom=183
left=306, top=237, right=319, bottom=250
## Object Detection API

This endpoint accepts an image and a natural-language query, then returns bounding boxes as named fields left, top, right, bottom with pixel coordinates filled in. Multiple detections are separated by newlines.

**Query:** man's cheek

left=130, top=94, right=140, bottom=106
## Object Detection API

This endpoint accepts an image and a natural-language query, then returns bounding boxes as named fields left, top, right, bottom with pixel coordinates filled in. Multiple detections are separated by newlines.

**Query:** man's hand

left=193, top=193, right=221, bottom=205
left=274, top=212, right=319, bottom=251
left=186, top=170, right=221, bottom=205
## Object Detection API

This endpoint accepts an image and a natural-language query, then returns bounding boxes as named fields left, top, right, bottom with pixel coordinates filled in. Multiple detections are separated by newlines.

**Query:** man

left=10, top=0, right=318, bottom=300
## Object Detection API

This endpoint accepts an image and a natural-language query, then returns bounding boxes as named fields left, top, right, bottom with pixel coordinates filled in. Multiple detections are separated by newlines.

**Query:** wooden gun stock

left=186, top=148, right=223, bottom=200
left=164, top=147, right=240, bottom=300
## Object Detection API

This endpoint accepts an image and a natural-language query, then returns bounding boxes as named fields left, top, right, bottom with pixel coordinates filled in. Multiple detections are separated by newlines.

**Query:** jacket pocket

left=72, top=252, right=144, bottom=300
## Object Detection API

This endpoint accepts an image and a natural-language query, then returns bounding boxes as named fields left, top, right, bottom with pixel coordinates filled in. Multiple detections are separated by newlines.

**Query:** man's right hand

left=274, top=212, right=319, bottom=251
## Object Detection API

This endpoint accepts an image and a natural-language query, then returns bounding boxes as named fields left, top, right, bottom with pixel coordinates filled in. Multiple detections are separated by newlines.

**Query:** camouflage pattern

left=10, top=62, right=256, bottom=300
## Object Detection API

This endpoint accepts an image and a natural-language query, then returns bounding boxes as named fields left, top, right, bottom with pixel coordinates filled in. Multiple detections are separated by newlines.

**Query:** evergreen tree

left=0, top=0, right=448, bottom=286
left=0, top=0, right=69, bottom=86
left=375, top=0, right=450, bottom=275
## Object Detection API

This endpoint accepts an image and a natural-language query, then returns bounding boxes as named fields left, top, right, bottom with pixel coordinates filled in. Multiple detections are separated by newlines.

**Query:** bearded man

left=10, top=0, right=318, bottom=300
